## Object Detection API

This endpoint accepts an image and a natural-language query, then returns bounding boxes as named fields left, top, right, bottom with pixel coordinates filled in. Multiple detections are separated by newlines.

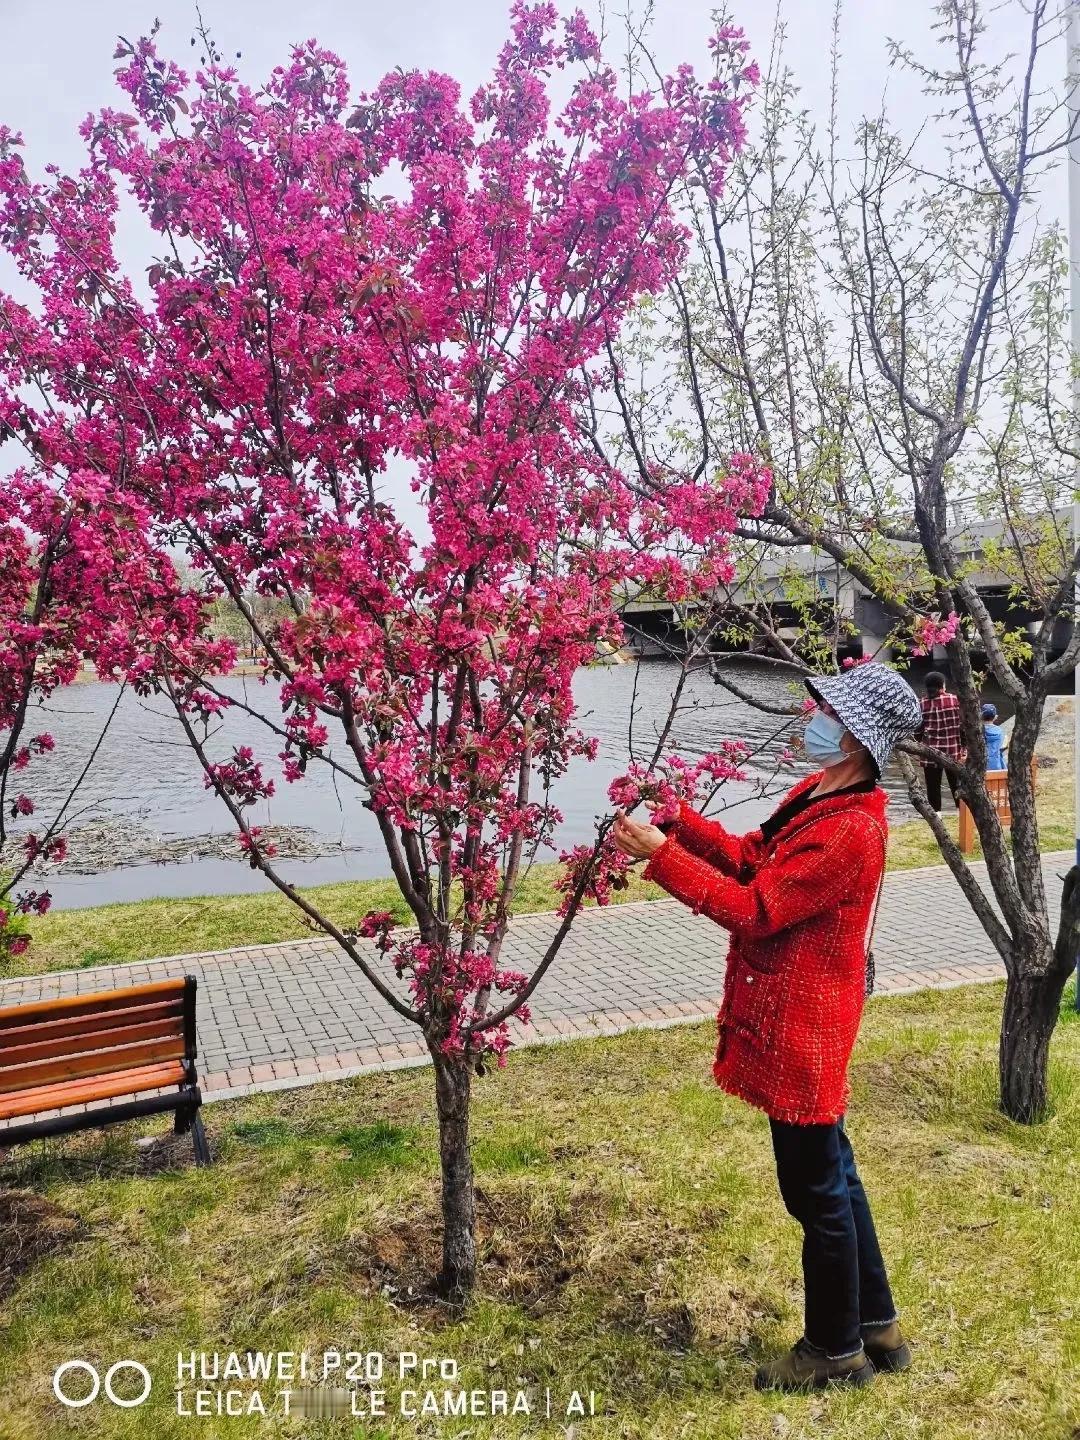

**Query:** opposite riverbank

left=8, top=701, right=1073, bottom=981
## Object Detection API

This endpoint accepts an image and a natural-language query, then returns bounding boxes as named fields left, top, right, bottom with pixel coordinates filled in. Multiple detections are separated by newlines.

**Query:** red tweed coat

left=643, top=776, right=888, bottom=1125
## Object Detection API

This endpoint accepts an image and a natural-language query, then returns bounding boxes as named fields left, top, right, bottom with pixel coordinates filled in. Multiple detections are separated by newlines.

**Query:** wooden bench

left=0, top=976, right=210, bottom=1165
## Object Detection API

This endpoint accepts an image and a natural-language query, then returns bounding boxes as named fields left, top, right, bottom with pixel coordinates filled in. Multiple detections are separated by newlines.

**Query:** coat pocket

left=721, top=952, right=780, bottom=1052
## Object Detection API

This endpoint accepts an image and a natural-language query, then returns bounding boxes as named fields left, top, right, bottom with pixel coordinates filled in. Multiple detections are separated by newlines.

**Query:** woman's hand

left=612, top=810, right=667, bottom=861
left=643, top=794, right=674, bottom=819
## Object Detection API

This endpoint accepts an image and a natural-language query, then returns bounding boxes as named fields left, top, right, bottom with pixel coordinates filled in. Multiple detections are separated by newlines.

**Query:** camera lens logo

left=53, top=1360, right=152, bottom=1408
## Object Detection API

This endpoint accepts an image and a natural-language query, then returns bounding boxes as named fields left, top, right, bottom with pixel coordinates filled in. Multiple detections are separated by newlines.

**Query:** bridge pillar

left=853, top=593, right=892, bottom=662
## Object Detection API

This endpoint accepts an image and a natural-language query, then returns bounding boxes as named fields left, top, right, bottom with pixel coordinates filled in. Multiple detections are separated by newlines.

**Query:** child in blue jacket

left=981, top=703, right=1006, bottom=771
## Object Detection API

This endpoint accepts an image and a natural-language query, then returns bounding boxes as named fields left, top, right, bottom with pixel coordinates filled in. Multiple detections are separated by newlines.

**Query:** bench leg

left=190, top=1110, right=211, bottom=1167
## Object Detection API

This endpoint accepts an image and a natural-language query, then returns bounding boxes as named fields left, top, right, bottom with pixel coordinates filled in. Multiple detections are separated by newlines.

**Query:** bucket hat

left=804, top=663, right=922, bottom=777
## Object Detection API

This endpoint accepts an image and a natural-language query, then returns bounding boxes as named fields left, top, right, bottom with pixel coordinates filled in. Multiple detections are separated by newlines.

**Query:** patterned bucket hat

left=804, top=663, right=922, bottom=777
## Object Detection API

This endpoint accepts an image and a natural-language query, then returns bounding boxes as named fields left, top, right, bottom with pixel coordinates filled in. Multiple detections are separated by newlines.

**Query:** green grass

left=1, top=982, right=1077, bottom=1438
left=9, top=865, right=669, bottom=978
left=6, top=742, right=1075, bottom=980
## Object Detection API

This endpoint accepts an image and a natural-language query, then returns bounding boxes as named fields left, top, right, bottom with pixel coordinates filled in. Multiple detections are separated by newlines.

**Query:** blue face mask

left=804, top=710, right=848, bottom=767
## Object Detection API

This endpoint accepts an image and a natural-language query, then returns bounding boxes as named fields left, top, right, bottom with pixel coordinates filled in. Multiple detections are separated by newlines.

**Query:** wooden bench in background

left=957, top=759, right=1038, bottom=856
left=0, top=976, right=210, bottom=1165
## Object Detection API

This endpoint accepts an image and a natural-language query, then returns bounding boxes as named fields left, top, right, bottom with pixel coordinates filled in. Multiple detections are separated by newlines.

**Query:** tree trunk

left=999, top=970, right=1065, bottom=1122
left=431, top=1049, right=476, bottom=1303
left=998, top=866, right=1080, bottom=1124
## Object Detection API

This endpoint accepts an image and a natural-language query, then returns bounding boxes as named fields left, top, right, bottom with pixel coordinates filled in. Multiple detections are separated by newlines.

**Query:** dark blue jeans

left=769, top=1116, right=897, bottom=1357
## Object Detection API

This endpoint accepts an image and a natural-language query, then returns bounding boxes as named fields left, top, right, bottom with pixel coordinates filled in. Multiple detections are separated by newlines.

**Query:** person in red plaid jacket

left=612, top=662, right=922, bottom=1393
left=917, top=671, right=966, bottom=812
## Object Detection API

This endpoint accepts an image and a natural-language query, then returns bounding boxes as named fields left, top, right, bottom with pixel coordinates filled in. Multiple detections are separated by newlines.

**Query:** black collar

left=759, top=775, right=877, bottom=843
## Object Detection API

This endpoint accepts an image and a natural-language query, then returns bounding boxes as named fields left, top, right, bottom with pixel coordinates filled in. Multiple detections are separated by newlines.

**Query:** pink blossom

left=238, top=827, right=278, bottom=864
left=207, top=748, right=275, bottom=807
left=608, top=743, right=750, bottom=830
left=911, top=612, right=961, bottom=657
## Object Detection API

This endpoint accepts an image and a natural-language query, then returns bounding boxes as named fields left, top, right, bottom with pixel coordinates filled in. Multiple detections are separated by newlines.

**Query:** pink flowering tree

left=0, top=467, right=208, bottom=969
left=0, top=9, right=765, bottom=1296
left=0, top=471, right=225, bottom=972
left=0, top=482, right=72, bottom=970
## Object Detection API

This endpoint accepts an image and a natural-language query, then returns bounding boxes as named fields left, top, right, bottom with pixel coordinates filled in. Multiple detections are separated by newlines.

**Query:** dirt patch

left=357, top=1211, right=452, bottom=1322
left=0, top=1126, right=207, bottom=1186
left=347, top=1180, right=743, bottom=1339
left=348, top=1183, right=594, bottom=1322
left=474, top=1185, right=587, bottom=1308
left=922, top=1138, right=1022, bottom=1177
left=548, top=1141, right=593, bottom=1163
left=612, top=1296, right=698, bottom=1352
left=0, top=1189, right=84, bottom=1299
left=880, top=1130, right=1035, bottom=1195
left=855, top=1053, right=964, bottom=1121
left=131, top=1131, right=209, bottom=1175
left=602, top=1273, right=785, bottom=1357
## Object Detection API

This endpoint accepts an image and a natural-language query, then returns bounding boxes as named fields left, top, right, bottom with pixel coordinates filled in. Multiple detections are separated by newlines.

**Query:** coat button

left=745, top=975, right=754, bottom=984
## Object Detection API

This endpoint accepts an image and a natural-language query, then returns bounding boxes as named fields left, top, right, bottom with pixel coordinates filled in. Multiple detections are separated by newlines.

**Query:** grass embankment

left=13, top=865, right=668, bottom=979
left=9, top=705, right=1074, bottom=979
left=1, top=982, right=1077, bottom=1439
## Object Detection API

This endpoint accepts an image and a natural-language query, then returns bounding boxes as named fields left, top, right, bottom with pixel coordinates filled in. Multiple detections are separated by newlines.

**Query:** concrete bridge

left=618, top=513, right=1074, bottom=663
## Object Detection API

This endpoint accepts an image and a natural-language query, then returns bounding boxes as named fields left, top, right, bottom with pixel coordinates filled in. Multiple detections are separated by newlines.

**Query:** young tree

left=611, top=0, right=1080, bottom=1122
left=0, top=456, right=231, bottom=968
left=0, top=7, right=767, bottom=1297
left=0, top=477, right=151, bottom=970
left=0, top=482, right=74, bottom=969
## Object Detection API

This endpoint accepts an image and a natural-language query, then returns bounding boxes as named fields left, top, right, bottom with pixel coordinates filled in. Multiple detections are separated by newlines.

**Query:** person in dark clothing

left=917, top=671, right=964, bottom=812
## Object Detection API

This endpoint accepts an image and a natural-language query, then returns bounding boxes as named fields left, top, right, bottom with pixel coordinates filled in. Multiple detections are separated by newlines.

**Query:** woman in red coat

left=613, top=662, right=922, bottom=1392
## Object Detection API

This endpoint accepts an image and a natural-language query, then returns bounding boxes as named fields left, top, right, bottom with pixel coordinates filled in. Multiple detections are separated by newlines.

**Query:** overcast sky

left=0, top=0, right=1067, bottom=538
left=3, top=0, right=1060, bottom=202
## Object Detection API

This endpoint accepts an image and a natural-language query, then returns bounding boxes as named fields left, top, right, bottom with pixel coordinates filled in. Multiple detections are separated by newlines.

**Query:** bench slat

left=0, top=1015, right=186, bottom=1068
left=0, top=999, right=185, bottom=1048
left=0, top=1037, right=187, bottom=1094
left=0, top=978, right=187, bottom=1030
left=0, top=1061, right=188, bottom=1121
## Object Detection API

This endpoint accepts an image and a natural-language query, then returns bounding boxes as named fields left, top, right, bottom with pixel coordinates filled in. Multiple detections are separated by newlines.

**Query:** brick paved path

left=0, top=856, right=1068, bottom=1109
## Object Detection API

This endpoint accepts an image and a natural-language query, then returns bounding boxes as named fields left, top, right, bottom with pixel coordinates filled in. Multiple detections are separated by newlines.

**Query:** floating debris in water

left=1, top=819, right=361, bottom=876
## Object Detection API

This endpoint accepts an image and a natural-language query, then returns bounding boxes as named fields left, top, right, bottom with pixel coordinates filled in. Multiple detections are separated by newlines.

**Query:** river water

left=16, top=659, right=931, bottom=910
